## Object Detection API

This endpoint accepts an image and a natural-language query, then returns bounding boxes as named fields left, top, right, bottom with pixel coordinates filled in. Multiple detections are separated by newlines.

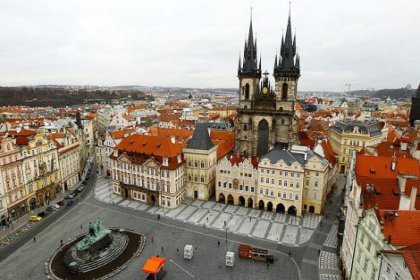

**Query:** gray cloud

left=0, top=0, right=419, bottom=91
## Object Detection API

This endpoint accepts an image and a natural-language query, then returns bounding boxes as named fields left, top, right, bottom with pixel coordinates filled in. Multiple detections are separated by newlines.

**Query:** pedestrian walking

left=161, top=246, right=164, bottom=252
left=33, top=236, right=36, bottom=243
left=151, top=236, right=154, bottom=243
left=318, top=249, right=321, bottom=256
left=177, top=248, right=179, bottom=253
left=288, top=251, right=291, bottom=257
left=249, top=216, right=251, bottom=222
left=80, top=224, right=83, bottom=230
left=60, top=239, right=63, bottom=246
left=218, top=240, right=220, bottom=247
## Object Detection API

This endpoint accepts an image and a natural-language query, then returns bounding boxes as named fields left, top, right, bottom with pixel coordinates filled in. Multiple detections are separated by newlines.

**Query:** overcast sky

left=0, top=0, right=419, bottom=91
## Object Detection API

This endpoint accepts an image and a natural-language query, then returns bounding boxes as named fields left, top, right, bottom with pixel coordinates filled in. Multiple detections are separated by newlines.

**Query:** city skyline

left=0, top=0, right=419, bottom=91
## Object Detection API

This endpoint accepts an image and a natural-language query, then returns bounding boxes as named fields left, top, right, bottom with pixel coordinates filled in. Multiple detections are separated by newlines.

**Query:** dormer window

left=177, top=155, right=182, bottom=163
left=163, top=157, right=168, bottom=167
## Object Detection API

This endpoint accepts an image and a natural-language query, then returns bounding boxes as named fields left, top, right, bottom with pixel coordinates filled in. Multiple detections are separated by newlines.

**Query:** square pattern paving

left=94, top=177, right=321, bottom=245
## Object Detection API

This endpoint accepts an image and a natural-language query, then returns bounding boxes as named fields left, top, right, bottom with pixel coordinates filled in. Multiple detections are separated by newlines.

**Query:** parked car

left=57, top=200, right=65, bottom=206
left=66, top=200, right=74, bottom=206
left=37, top=211, right=46, bottom=217
left=72, top=190, right=79, bottom=196
left=65, top=194, right=74, bottom=200
left=54, top=204, right=61, bottom=209
left=76, top=186, right=85, bottom=192
left=46, top=206, right=54, bottom=212
left=29, top=215, right=42, bottom=222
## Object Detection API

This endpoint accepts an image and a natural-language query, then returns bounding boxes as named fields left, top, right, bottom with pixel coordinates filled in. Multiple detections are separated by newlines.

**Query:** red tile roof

left=148, top=127, right=193, bottom=144
left=356, top=154, right=420, bottom=179
left=109, top=129, right=135, bottom=139
left=158, top=113, right=182, bottom=123
left=396, top=243, right=420, bottom=280
left=376, top=141, right=413, bottom=158
left=379, top=210, right=420, bottom=247
left=298, top=131, right=316, bottom=149
left=320, top=139, right=337, bottom=166
left=8, top=129, right=37, bottom=137
left=210, top=130, right=235, bottom=160
left=115, top=134, right=183, bottom=158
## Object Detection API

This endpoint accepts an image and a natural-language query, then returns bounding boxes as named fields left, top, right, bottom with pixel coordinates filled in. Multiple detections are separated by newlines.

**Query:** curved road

left=0, top=164, right=343, bottom=279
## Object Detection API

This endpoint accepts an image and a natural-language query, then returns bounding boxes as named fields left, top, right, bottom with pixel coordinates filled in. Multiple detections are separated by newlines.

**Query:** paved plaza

left=94, top=176, right=321, bottom=247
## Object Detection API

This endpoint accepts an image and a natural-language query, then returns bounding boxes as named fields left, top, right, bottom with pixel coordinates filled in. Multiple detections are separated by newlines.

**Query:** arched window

left=282, top=83, right=288, bottom=100
left=194, top=161, right=198, bottom=167
left=245, top=83, right=250, bottom=100
left=243, top=124, right=248, bottom=131
left=201, top=175, right=204, bottom=183
left=201, top=161, right=204, bottom=168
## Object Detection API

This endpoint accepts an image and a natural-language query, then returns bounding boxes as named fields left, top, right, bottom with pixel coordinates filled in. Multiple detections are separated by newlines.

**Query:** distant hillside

left=0, top=86, right=150, bottom=107
left=349, top=88, right=415, bottom=100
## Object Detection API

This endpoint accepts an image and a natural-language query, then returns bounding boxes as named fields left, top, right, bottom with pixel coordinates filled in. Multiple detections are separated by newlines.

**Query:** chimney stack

left=400, top=140, right=408, bottom=151
left=410, top=187, right=417, bottom=210
left=391, top=160, right=396, bottom=171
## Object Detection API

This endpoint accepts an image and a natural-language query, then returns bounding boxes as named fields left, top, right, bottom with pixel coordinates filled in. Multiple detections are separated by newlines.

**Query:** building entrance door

left=194, top=191, right=198, bottom=199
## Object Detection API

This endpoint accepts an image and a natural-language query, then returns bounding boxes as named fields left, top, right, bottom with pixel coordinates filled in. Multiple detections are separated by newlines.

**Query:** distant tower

left=235, top=7, right=300, bottom=157
left=409, top=84, right=420, bottom=127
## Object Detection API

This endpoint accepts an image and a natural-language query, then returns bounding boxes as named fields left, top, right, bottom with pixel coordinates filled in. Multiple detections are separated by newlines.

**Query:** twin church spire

left=238, top=17, right=261, bottom=77
left=239, top=8, right=300, bottom=78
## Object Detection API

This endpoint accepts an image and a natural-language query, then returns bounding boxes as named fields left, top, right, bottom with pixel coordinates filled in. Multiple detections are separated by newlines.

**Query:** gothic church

left=235, top=12, right=300, bottom=157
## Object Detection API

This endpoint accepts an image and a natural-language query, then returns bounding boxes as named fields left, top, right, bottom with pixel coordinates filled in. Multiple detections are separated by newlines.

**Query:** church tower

left=272, top=11, right=300, bottom=147
left=235, top=9, right=300, bottom=157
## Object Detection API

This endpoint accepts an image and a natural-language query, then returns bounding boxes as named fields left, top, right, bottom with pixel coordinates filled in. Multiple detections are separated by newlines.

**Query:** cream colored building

left=216, top=155, right=258, bottom=208
left=0, top=137, right=26, bottom=220
left=216, top=145, right=331, bottom=216
left=109, top=134, right=185, bottom=209
left=329, top=120, right=384, bottom=173
left=256, top=145, right=329, bottom=216
left=183, top=124, right=217, bottom=201
left=21, top=134, right=61, bottom=210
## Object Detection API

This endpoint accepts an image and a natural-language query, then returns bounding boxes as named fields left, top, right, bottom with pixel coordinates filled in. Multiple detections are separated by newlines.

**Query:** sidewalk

left=0, top=158, right=94, bottom=242
left=300, top=175, right=345, bottom=280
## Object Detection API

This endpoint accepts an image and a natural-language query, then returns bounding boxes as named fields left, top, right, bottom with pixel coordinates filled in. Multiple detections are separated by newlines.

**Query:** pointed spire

left=274, top=53, right=278, bottom=69
left=293, top=33, right=296, bottom=55
left=295, top=53, right=300, bottom=69
left=416, top=83, right=420, bottom=98
left=238, top=7, right=260, bottom=77
left=238, top=54, right=242, bottom=73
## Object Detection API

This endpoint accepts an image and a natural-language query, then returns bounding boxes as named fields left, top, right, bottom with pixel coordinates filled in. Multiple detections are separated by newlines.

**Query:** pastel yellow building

left=329, top=120, right=384, bottom=174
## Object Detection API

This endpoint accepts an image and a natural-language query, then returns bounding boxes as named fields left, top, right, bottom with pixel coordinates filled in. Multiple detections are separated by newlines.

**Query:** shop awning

left=142, top=256, right=166, bottom=274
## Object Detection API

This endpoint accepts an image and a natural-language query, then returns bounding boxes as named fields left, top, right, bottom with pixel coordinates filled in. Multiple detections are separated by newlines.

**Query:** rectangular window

left=279, top=180, right=282, bottom=186
left=250, top=187, right=254, bottom=193
left=295, top=194, right=299, bottom=200
left=296, top=182, right=300, bottom=188
left=266, top=178, right=269, bottom=183
left=271, top=179, right=274, bottom=184
left=260, top=189, right=263, bottom=194
left=261, top=177, right=264, bottom=183
left=284, top=180, right=288, bottom=187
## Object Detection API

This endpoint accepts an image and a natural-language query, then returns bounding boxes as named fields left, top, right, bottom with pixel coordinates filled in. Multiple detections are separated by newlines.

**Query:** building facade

left=329, top=120, right=384, bottom=173
left=183, top=124, right=218, bottom=201
left=216, top=155, right=258, bottom=208
left=110, top=134, right=185, bottom=208
left=235, top=14, right=299, bottom=157
left=0, top=137, right=25, bottom=221
left=21, top=134, right=61, bottom=210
